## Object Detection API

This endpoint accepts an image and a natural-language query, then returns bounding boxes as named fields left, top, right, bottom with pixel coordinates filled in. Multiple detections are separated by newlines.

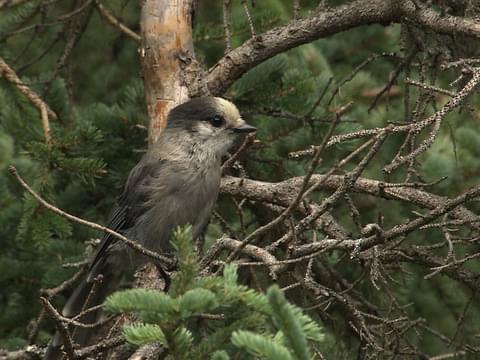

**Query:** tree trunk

left=103, top=3, right=197, bottom=358
left=140, top=0, right=196, bottom=144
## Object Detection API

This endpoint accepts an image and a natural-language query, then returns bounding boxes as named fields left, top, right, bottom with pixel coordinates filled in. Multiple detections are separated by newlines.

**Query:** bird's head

left=165, top=97, right=256, bottom=158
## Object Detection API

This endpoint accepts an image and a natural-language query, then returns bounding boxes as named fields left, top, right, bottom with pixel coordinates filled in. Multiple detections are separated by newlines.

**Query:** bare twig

left=0, top=345, right=44, bottom=360
left=293, top=0, right=300, bottom=19
left=43, top=2, right=94, bottom=95
left=222, top=133, right=255, bottom=171
left=0, top=57, right=57, bottom=144
left=94, top=0, right=141, bottom=42
left=218, top=99, right=343, bottom=268
left=39, top=103, right=51, bottom=145
left=269, top=131, right=387, bottom=251
left=222, top=0, right=232, bottom=52
left=241, top=0, right=256, bottom=38
left=368, top=50, right=416, bottom=112
left=75, top=335, right=124, bottom=359
left=384, top=69, right=480, bottom=173
left=8, top=166, right=175, bottom=268
left=405, top=77, right=455, bottom=97
left=201, top=237, right=280, bottom=278
left=40, top=297, right=76, bottom=360
left=221, top=175, right=480, bottom=233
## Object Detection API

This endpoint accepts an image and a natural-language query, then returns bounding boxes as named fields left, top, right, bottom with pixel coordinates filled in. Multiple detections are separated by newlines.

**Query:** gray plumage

left=44, top=97, right=255, bottom=359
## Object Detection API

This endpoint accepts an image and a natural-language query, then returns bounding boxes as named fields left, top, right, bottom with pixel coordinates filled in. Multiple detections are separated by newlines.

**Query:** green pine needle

left=267, top=286, right=310, bottom=360
left=178, top=288, right=218, bottom=318
left=104, top=288, right=178, bottom=315
left=210, top=350, right=230, bottom=360
left=231, top=330, right=293, bottom=360
left=123, top=323, right=166, bottom=346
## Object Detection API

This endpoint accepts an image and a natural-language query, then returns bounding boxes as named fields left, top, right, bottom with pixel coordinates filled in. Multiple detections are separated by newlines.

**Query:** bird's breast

left=131, top=160, right=221, bottom=254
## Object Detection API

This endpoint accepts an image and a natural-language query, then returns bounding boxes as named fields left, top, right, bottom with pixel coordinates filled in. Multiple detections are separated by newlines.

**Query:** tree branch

left=94, top=0, right=140, bottom=42
left=0, top=56, right=57, bottom=145
left=192, top=0, right=480, bottom=96
left=8, top=166, right=175, bottom=268
left=0, top=346, right=44, bottom=360
left=193, top=0, right=397, bottom=95
left=221, top=175, right=480, bottom=232
left=400, top=0, right=480, bottom=39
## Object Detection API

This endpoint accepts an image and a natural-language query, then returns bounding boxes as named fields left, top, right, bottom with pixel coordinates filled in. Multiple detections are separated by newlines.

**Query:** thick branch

left=193, top=0, right=480, bottom=96
left=221, top=175, right=480, bottom=232
left=200, top=236, right=279, bottom=277
left=0, top=346, right=44, bottom=360
left=400, top=1, right=480, bottom=39
left=194, top=0, right=397, bottom=95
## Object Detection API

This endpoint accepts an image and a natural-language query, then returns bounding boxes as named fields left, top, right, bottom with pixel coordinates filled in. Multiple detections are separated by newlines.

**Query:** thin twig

left=75, top=335, right=124, bottom=359
left=0, top=0, right=30, bottom=8
left=8, top=166, right=175, bottom=268
left=293, top=0, right=300, bottom=19
left=40, top=297, right=76, bottom=360
left=368, top=49, right=416, bottom=112
left=217, top=99, right=342, bottom=269
left=94, top=0, right=141, bottom=42
left=0, top=57, right=57, bottom=144
left=327, top=53, right=398, bottom=106
left=269, top=130, right=388, bottom=251
left=222, top=0, right=232, bottom=52
left=384, top=69, right=480, bottom=173
left=40, top=103, right=52, bottom=146
left=241, top=0, right=256, bottom=38
left=405, top=77, right=455, bottom=97
left=222, top=133, right=255, bottom=171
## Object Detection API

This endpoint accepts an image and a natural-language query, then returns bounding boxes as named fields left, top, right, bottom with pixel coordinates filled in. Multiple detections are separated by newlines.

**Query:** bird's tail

left=43, top=265, right=117, bottom=360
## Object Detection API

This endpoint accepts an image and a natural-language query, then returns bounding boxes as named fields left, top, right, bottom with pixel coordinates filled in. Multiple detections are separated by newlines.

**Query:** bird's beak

left=233, top=123, right=256, bottom=133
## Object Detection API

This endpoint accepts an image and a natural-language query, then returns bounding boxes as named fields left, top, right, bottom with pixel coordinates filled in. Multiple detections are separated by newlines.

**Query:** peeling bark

left=140, top=0, right=196, bottom=144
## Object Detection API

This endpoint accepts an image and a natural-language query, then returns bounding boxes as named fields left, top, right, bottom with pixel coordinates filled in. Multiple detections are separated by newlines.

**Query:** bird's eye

left=209, top=115, right=224, bottom=128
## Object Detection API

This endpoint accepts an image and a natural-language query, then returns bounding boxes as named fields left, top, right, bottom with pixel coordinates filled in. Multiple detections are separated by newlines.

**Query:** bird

left=44, top=97, right=256, bottom=359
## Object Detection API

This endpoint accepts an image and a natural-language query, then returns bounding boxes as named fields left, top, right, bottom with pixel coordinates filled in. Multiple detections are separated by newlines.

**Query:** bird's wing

left=87, top=157, right=162, bottom=280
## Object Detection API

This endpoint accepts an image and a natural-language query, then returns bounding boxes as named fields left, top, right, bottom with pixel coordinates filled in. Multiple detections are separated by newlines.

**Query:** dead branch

left=221, top=175, right=480, bottom=232
left=40, top=297, right=76, bottom=360
left=75, top=335, right=124, bottom=359
left=201, top=236, right=279, bottom=277
left=219, top=95, right=345, bottom=268
left=384, top=68, right=480, bottom=173
left=0, top=346, right=44, bottom=360
left=268, top=131, right=388, bottom=252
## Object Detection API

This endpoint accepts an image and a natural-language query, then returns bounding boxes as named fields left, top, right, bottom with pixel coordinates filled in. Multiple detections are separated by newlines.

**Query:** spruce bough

left=104, top=226, right=324, bottom=359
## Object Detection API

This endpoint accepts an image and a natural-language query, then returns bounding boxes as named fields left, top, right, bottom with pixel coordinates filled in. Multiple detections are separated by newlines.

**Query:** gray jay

left=44, top=97, right=255, bottom=359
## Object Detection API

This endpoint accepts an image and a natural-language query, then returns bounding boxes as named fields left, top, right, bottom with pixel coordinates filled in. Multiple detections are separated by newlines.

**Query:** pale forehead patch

left=213, top=97, right=242, bottom=126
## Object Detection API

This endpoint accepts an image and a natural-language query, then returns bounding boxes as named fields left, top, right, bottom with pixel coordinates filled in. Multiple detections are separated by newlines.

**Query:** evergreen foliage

left=0, top=0, right=146, bottom=344
left=1, top=0, right=480, bottom=358
left=104, top=226, right=324, bottom=359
